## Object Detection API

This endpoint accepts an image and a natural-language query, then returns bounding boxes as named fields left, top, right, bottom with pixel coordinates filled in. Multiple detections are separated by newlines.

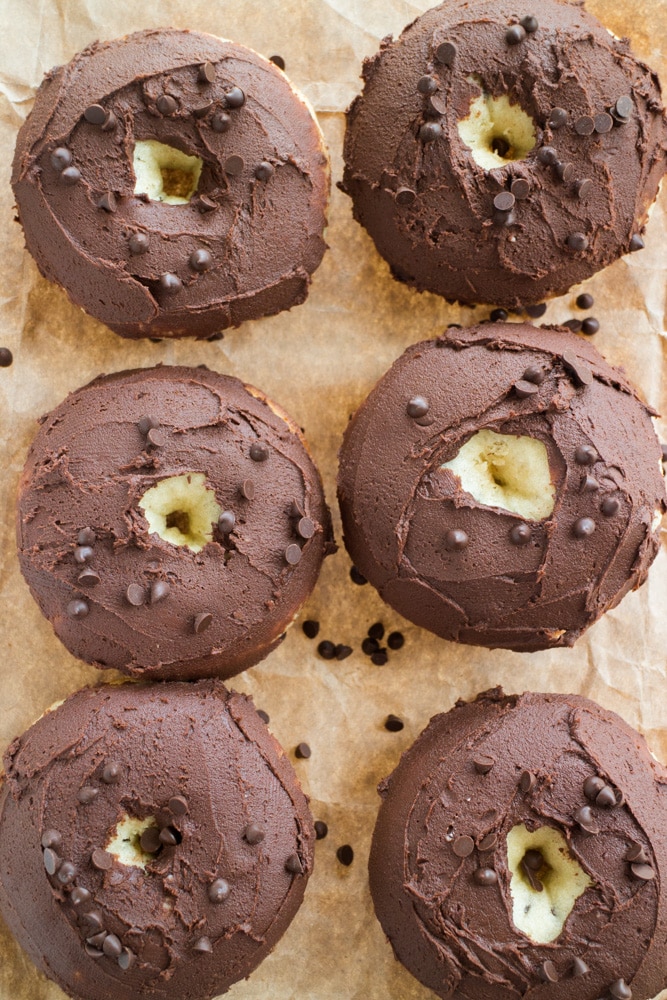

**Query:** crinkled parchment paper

left=0, top=1, right=666, bottom=998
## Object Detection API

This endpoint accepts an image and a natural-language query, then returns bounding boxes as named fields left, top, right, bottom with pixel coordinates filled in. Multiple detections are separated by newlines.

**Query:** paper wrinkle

left=0, top=1, right=666, bottom=1000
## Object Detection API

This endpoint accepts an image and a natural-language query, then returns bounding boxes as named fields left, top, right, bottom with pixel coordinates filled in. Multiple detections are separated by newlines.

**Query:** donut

left=341, top=0, right=667, bottom=309
left=369, top=688, right=667, bottom=1000
left=337, top=322, right=666, bottom=651
left=17, top=365, right=334, bottom=680
left=0, top=680, right=314, bottom=1000
left=12, top=28, right=329, bottom=339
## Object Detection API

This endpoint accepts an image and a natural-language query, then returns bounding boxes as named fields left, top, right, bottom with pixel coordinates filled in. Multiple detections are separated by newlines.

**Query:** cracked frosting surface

left=341, top=0, right=667, bottom=308
left=369, top=688, right=667, bottom=1000
left=11, top=28, right=329, bottom=339
left=337, top=323, right=666, bottom=651
left=0, top=680, right=314, bottom=1000
left=16, top=365, right=333, bottom=680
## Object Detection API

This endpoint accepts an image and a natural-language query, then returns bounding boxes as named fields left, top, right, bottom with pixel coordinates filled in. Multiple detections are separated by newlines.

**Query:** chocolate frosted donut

left=0, top=680, right=314, bottom=1000
left=17, top=365, right=334, bottom=679
left=12, top=29, right=329, bottom=339
left=338, top=323, right=666, bottom=651
left=369, top=688, right=667, bottom=1000
left=342, top=0, right=667, bottom=308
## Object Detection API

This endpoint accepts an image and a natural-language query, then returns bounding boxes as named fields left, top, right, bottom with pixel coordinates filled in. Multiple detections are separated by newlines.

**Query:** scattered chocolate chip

left=576, top=293, right=595, bottom=309
left=576, top=179, right=593, bottom=200
left=156, top=94, right=178, bottom=115
left=83, top=104, right=107, bottom=125
left=493, top=208, right=516, bottom=227
left=511, top=178, right=530, bottom=200
left=601, top=497, right=622, bottom=519
left=118, top=949, right=135, bottom=971
left=214, top=510, right=236, bottom=537
left=629, top=234, right=645, bottom=252
left=506, top=24, right=526, bottom=44
left=631, top=862, right=655, bottom=880
left=81, top=910, right=104, bottom=931
left=549, top=107, right=568, bottom=129
left=159, top=273, right=182, bottom=295
left=419, top=122, right=442, bottom=142
left=150, top=580, right=170, bottom=604
left=91, top=849, right=113, bottom=871
left=540, top=961, right=558, bottom=983
left=350, top=566, right=367, bottom=585
left=128, top=232, right=149, bottom=255
left=102, top=934, right=122, bottom=959
left=74, top=545, right=94, bottom=564
left=478, top=832, right=498, bottom=852
left=0, top=347, right=13, bottom=367
left=77, top=786, right=98, bottom=804
left=574, top=805, right=600, bottom=834
left=520, top=14, right=539, bottom=32
left=295, top=517, right=315, bottom=541
left=314, top=820, right=328, bottom=840
left=211, top=112, right=231, bottom=133
left=384, top=714, right=405, bottom=733
left=615, top=96, right=633, bottom=119
left=269, top=54, right=286, bottom=70
left=525, top=303, right=548, bottom=318
left=317, top=640, right=336, bottom=660
left=101, top=111, right=117, bottom=132
left=435, top=41, right=457, bottom=65
left=224, top=154, right=244, bottom=176
left=244, top=823, right=265, bottom=845
left=563, top=318, right=582, bottom=333
left=366, top=623, right=383, bottom=642
left=101, top=762, right=121, bottom=784
left=194, top=936, right=212, bottom=954
left=514, top=379, right=539, bottom=399
left=452, top=835, right=474, bottom=858
left=67, top=599, right=89, bottom=618
left=523, top=849, right=544, bottom=871
left=595, top=784, right=617, bottom=808
left=97, top=191, right=117, bottom=213
left=361, top=637, right=379, bottom=656
left=567, top=232, right=589, bottom=252
left=159, top=827, right=179, bottom=847
left=198, top=61, right=216, bottom=84
left=523, top=365, right=546, bottom=383
left=581, top=317, right=599, bottom=335
left=84, top=943, right=104, bottom=959
left=335, top=644, right=353, bottom=660
left=285, top=543, right=302, bottom=565
left=556, top=162, right=575, bottom=183
left=407, top=396, right=430, bottom=419
left=295, top=742, right=311, bottom=760
left=139, top=826, right=161, bottom=853
left=43, top=848, right=60, bottom=875
left=490, top=308, right=508, bottom=322
left=582, top=475, right=599, bottom=492
left=336, top=845, right=354, bottom=866
left=519, top=770, right=536, bottom=793
left=257, top=709, right=270, bottom=724
left=562, top=351, right=594, bottom=385
left=302, top=620, right=320, bottom=639
left=41, top=830, right=62, bottom=850
left=208, top=878, right=230, bottom=903
left=225, top=86, right=246, bottom=108
left=473, top=867, right=498, bottom=886
left=241, top=479, right=256, bottom=500
left=50, top=147, right=72, bottom=171
left=626, top=843, right=649, bottom=864
left=574, top=115, right=595, bottom=135
left=194, top=612, right=213, bottom=634
left=193, top=102, right=214, bottom=119
left=371, top=649, right=388, bottom=666
left=444, top=529, right=468, bottom=552
left=417, top=75, right=438, bottom=95
left=573, top=517, right=596, bottom=538
left=87, top=932, right=108, bottom=948
left=609, top=979, right=632, bottom=1000
left=255, top=161, right=274, bottom=181
left=61, top=166, right=81, bottom=185
left=396, top=186, right=416, bottom=206
left=537, top=145, right=558, bottom=165
left=571, top=957, right=590, bottom=977
left=189, top=248, right=212, bottom=273
left=248, top=443, right=270, bottom=464
left=494, top=191, right=516, bottom=212
left=594, top=112, right=613, bottom=133
left=70, top=886, right=91, bottom=907
left=510, top=523, right=532, bottom=546
left=387, top=631, right=404, bottom=650
left=285, top=853, right=304, bottom=874
left=575, top=444, right=597, bottom=465
left=126, top=584, right=146, bottom=607
left=473, top=755, right=496, bottom=774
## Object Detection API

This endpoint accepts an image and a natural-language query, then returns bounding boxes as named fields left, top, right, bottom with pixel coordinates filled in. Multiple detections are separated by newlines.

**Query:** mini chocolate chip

left=630, top=234, right=645, bottom=252
left=159, top=272, right=182, bottom=294
left=573, top=517, right=596, bottom=538
left=336, top=845, right=354, bottom=866
left=419, top=122, right=442, bottom=142
left=510, top=523, right=532, bottom=546
left=615, top=96, right=633, bottom=119
left=490, top=308, right=508, bottom=322
left=494, top=191, right=515, bottom=212
left=103, top=934, right=122, bottom=959
left=211, top=111, right=231, bottom=133
left=190, top=248, right=212, bottom=272
left=285, top=853, right=304, bottom=874
left=626, top=844, right=649, bottom=864
left=574, top=805, right=600, bottom=834
left=609, top=979, right=632, bottom=1000
left=139, top=826, right=161, bottom=853
left=208, top=878, right=230, bottom=903
left=0, top=347, right=13, bottom=367
left=302, top=620, right=320, bottom=639
left=387, top=631, right=404, bottom=650
left=452, top=835, right=474, bottom=858
left=581, top=317, right=599, bottom=335
left=67, top=599, right=89, bottom=618
left=574, top=115, right=595, bottom=135
left=97, top=191, right=117, bottom=213
left=244, top=823, right=265, bottom=845
left=576, top=179, right=593, bottom=199
left=317, top=640, right=336, bottom=660
left=556, top=162, right=575, bottom=183
left=418, top=75, right=438, bottom=95
left=77, top=527, right=95, bottom=545
left=571, top=957, right=590, bottom=977
left=43, top=848, right=60, bottom=875
left=224, top=154, right=244, bottom=176
left=74, top=545, right=94, bottom=564
left=70, top=886, right=91, bottom=906
left=159, top=827, right=179, bottom=847
left=255, top=161, right=274, bottom=181
left=41, top=829, right=62, bottom=850
left=407, top=396, right=429, bottom=418
left=478, top=832, right=498, bottom=852
left=595, top=784, right=617, bottom=808
left=84, top=104, right=107, bottom=125
left=128, top=232, right=149, bottom=255
left=563, top=318, right=582, bottom=333
left=514, top=379, right=539, bottom=399
left=225, top=86, right=246, bottom=108
left=575, top=444, right=597, bottom=465
left=194, top=936, right=212, bottom=953
left=194, top=612, right=213, bottom=633
left=473, top=755, right=495, bottom=774
left=473, top=867, right=498, bottom=886
left=396, top=187, right=416, bottom=205
left=520, top=15, right=539, bottom=32
left=285, top=543, right=302, bottom=565
left=567, top=232, right=589, bottom=251
left=537, top=146, right=558, bottom=165
left=91, top=849, right=113, bottom=871
left=77, top=786, right=98, bottom=804
left=335, top=644, right=353, bottom=660
left=51, top=147, right=72, bottom=171
left=101, top=762, right=121, bottom=784
left=218, top=510, right=236, bottom=534
left=250, top=442, right=269, bottom=462
left=576, top=293, right=595, bottom=309
left=594, top=112, right=613, bottom=133
left=540, top=961, right=558, bottom=983
left=523, top=365, right=546, bottom=384
left=511, top=178, right=530, bottom=199
left=297, top=517, right=315, bottom=539
left=126, top=584, right=146, bottom=607
left=582, top=475, right=599, bottom=492
left=150, top=580, right=170, bottom=603
left=385, top=714, right=404, bottom=732
left=444, top=529, right=468, bottom=552
left=156, top=94, right=178, bottom=115
left=562, top=351, right=593, bottom=385
left=198, top=61, right=216, bottom=84
left=548, top=108, right=568, bottom=129
left=118, top=949, right=135, bottom=971
left=350, top=566, right=367, bottom=585
left=505, top=24, right=526, bottom=44
left=631, top=862, right=655, bottom=880
left=435, top=41, right=457, bottom=65
left=600, top=497, right=621, bottom=520
left=519, top=770, right=536, bottom=792
left=526, top=303, right=548, bottom=318
left=257, top=709, right=270, bottom=724
left=60, top=166, right=81, bottom=185
left=270, top=54, right=286, bottom=69
left=314, top=820, right=328, bottom=840
left=295, top=742, right=311, bottom=759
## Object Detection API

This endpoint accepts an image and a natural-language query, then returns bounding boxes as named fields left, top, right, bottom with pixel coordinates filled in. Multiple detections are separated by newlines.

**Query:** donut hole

left=133, top=140, right=203, bottom=205
left=442, top=429, right=554, bottom=519
left=106, top=815, right=160, bottom=870
left=458, top=80, right=536, bottom=170
left=139, top=473, right=221, bottom=552
left=507, top=824, right=592, bottom=943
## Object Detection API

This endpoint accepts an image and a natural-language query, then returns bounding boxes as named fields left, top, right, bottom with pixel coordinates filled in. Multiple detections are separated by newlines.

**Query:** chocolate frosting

left=369, top=688, right=667, bottom=1000
left=12, top=29, right=329, bottom=339
left=17, top=365, right=334, bottom=679
left=342, top=0, right=667, bottom=308
left=338, top=323, right=666, bottom=651
left=0, top=680, right=314, bottom=1000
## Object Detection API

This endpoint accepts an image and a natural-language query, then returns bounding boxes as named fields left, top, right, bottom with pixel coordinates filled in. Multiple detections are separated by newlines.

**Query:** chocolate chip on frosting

left=494, top=192, right=515, bottom=212
left=126, top=584, right=146, bottom=607
left=156, top=94, right=178, bottom=115
left=189, top=248, right=212, bottom=272
left=193, top=936, right=213, bottom=954
left=417, top=75, right=438, bottom=95
left=575, top=445, right=597, bottom=465
left=571, top=956, right=590, bottom=977
left=255, top=161, right=274, bottom=181
left=505, top=24, right=526, bottom=45
left=101, top=762, right=121, bottom=784
left=509, top=524, right=532, bottom=546
left=539, top=961, right=558, bottom=983
left=548, top=107, right=569, bottom=128
left=435, top=41, right=457, bottom=65
left=224, top=154, right=244, bottom=176
left=244, top=823, right=265, bottom=845
left=594, top=112, right=613, bottom=133
left=67, top=599, right=89, bottom=618
left=208, top=878, right=231, bottom=903
left=150, top=580, right=170, bottom=603
left=419, top=122, right=442, bottom=142
left=406, top=396, right=429, bottom=418
left=128, top=232, right=149, bottom=255
left=609, top=979, right=633, bottom=1000
left=224, top=86, right=246, bottom=109
left=396, top=186, right=416, bottom=205
left=91, top=848, right=113, bottom=871
left=285, top=543, right=302, bottom=565
left=473, top=755, right=495, bottom=774
left=574, top=115, right=595, bottom=135
left=51, top=147, right=72, bottom=170
left=83, top=104, right=108, bottom=125
left=285, top=853, right=304, bottom=874
left=473, top=867, right=497, bottom=886
left=60, top=166, right=81, bottom=185
left=193, top=612, right=213, bottom=634
left=520, top=15, right=539, bottom=32
left=444, top=529, right=468, bottom=552
left=249, top=442, right=269, bottom=462
left=198, top=62, right=216, bottom=84
left=573, top=517, right=596, bottom=538
left=452, top=835, right=474, bottom=858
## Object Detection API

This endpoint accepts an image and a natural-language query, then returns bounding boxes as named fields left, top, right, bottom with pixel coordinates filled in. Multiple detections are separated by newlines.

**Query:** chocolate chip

left=435, top=41, right=457, bottom=65
left=193, top=102, right=214, bottom=119
left=385, top=714, right=404, bottom=732
left=139, top=826, right=161, bottom=853
left=194, top=936, right=212, bottom=953
left=574, top=805, right=600, bottom=834
left=126, top=584, right=146, bottom=607
left=190, top=248, right=212, bottom=272
left=97, top=192, right=117, bottom=213
left=567, top=232, right=589, bottom=252
left=77, top=786, right=98, bottom=804
left=159, top=827, right=179, bottom=846
left=452, top=835, right=474, bottom=858
left=571, top=957, right=590, bottom=977
left=490, top=308, right=508, bottom=322
left=285, top=543, right=302, bottom=565
left=594, top=112, right=613, bottom=133
left=523, top=365, right=546, bottom=384
left=406, top=396, right=429, bottom=418
left=244, top=823, right=265, bottom=845
left=302, top=620, right=320, bottom=639
left=562, top=351, right=593, bottom=385
left=478, top=832, right=498, bottom=852
left=549, top=108, right=568, bottom=129
left=514, top=379, right=539, bottom=399
left=81, top=910, right=104, bottom=930
left=198, top=61, right=216, bottom=84
left=101, top=762, right=121, bottom=784
left=630, top=234, right=645, bottom=252
left=576, top=179, right=594, bottom=200
left=364, top=623, right=383, bottom=643
left=70, top=886, right=91, bottom=907
left=510, top=523, right=532, bottom=546
left=350, top=566, right=367, bottom=585
left=218, top=510, right=236, bottom=534
left=91, top=849, right=113, bottom=871
left=241, top=479, right=257, bottom=501
left=387, top=631, right=404, bottom=650
left=84, top=104, right=107, bottom=125
left=60, top=166, right=81, bottom=185
left=582, top=475, right=599, bottom=492
left=371, top=649, right=388, bottom=666
left=159, top=273, right=182, bottom=294
left=336, top=845, right=354, bottom=866
left=526, top=303, right=548, bottom=318
left=595, top=784, right=617, bottom=808
left=493, top=208, right=515, bottom=227
left=74, top=545, right=94, bottom=564
left=573, top=517, right=596, bottom=538
left=41, top=829, right=62, bottom=850
left=67, top=599, right=89, bottom=618
left=473, top=755, right=495, bottom=774
left=419, top=122, right=442, bottom=142
left=43, top=848, right=60, bottom=875
left=574, top=115, right=595, bottom=135
left=631, top=862, right=655, bottom=880
left=129, top=232, right=149, bottom=255
left=118, top=949, right=135, bottom=971
left=615, top=96, right=633, bottom=119
left=540, top=961, right=558, bottom=983
left=537, top=146, right=558, bottom=165
left=224, top=154, right=244, bottom=176
left=285, top=853, right=304, bottom=874
left=150, top=580, right=170, bottom=603
left=626, top=844, right=649, bottom=864
left=418, top=75, right=438, bottom=95
left=314, top=820, right=328, bottom=840
left=556, top=161, right=575, bottom=183
left=255, top=161, right=274, bottom=181
left=609, top=979, right=632, bottom=1000
left=575, top=444, right=597, bottom=465
left=225, top=87, right=246, bottom=108
left=396, top=187, right=416, bottom=206
left=0, top=347, right=13, bottom=367
left=494, top=191, right=515, bottom=212
left=576, top=293, right=594, bottom=309
left=563, top=318, right=582, bottom=333
left=581, top=317, right=599, bottom=335
left=296, top=517, right=315, bottom=540
left=167, top=796, right=188, bottom=817
left=84, top=943, right=104, bottom=959
left=211, top=112, right=231, bottom=133
left=505, top=24, right=526, bottom=44
left=102, top=934, right=122, bottom=959
left=520, top=15, right=539, bottom=32
left=519, top=770, right=536, bottom=792
left=362, top=637, right=379, bottom=656
left=269, top=54, right=286, bottom=70
left=335, top=644, right=353, bottom=660
left=295, top=742, right=311, bottom=759
left=522, top=849, right=544, bottom=870
left=208, top=878, right=230, bottom=903
left=444, top=529, right=468, bottom=552
left=249, top=442, right=269, bottom=462
left=317, top=640, right=336, bottom=660
left=194, top=612, right=213, bottom=633
left=473, top=867, right=498, bottom=886
left=257, top=709, right=270, bottom=724
left=101, top=111, right=117, bottom=132
left=156, top=94, right=178, bottom=115
left=510, top=178, right=530, bottom=200
left=51, top=147, right=72, bottom=171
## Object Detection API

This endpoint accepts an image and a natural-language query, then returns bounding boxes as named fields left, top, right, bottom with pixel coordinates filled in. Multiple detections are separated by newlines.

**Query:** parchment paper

left=0, top=1, right=666, bottom=998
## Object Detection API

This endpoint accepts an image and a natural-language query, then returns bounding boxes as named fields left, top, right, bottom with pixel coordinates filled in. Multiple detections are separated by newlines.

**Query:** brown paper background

left=0, top=1, right=666, bottom=998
